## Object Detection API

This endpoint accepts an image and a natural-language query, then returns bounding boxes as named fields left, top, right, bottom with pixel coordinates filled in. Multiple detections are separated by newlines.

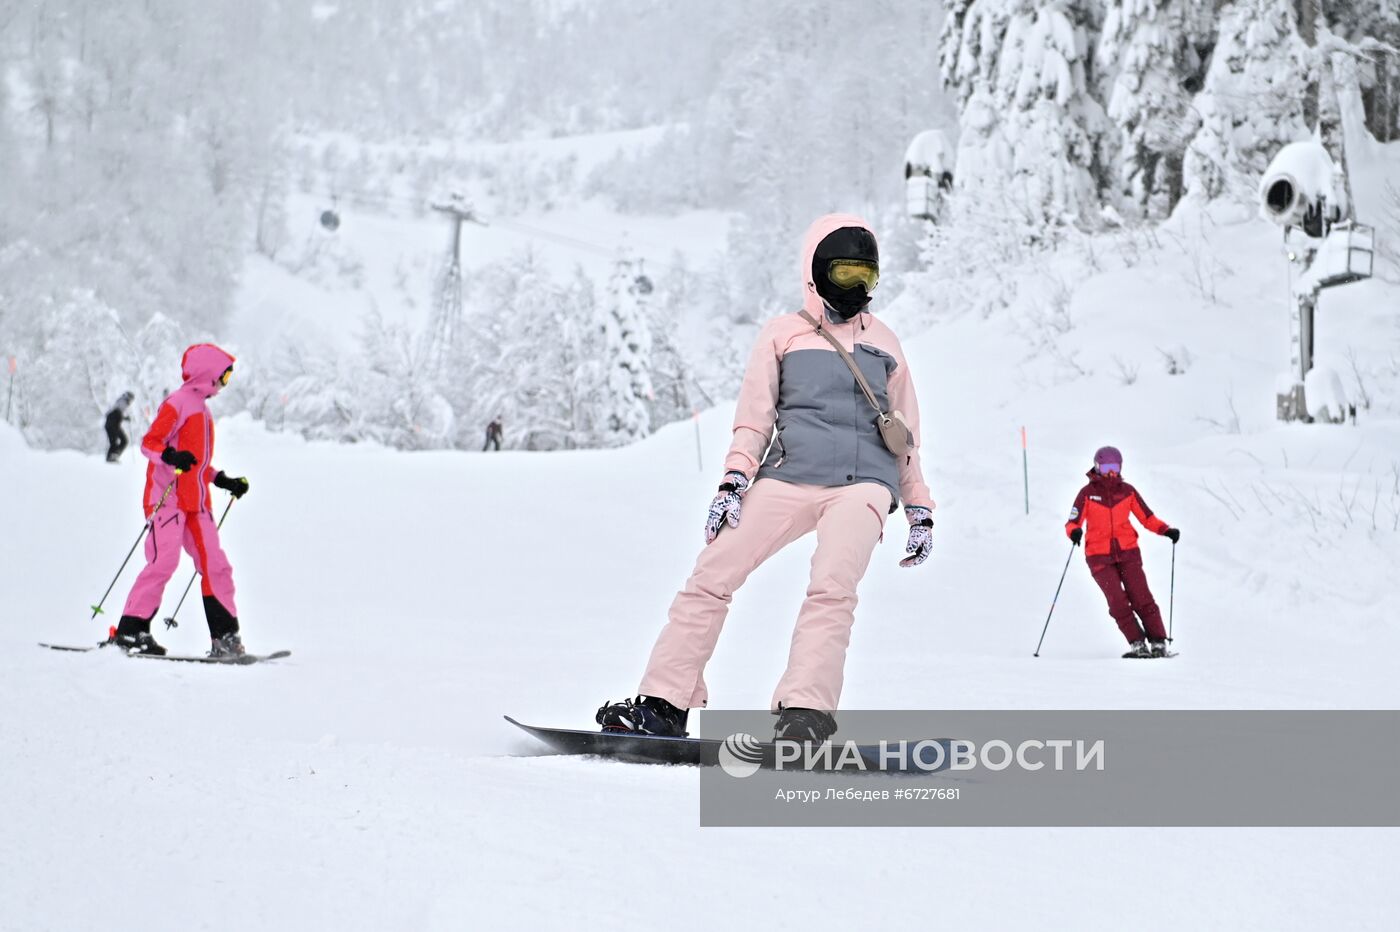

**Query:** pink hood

left=800, top=212, right=878, bottom=317
left=181, top=343, right=236, bottom=399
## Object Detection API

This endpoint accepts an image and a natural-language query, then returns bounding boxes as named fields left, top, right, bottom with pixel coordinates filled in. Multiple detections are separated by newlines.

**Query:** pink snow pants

left=638, top=478, right=891, bottom=712
left=121, top=509, right=237, bottom=620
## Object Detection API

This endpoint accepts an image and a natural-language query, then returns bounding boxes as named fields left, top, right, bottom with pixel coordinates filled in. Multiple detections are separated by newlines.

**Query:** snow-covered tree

left=942, top=0, right=1113, bottom=227
left=1097, top=0, right=1217, bottom=217
left=1183, top=0, right=1310, bottom=203
left=596, top=256, right=655, bottom=447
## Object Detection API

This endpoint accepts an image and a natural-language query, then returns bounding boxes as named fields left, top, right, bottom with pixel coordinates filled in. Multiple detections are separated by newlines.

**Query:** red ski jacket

left=1064, top=470, right=1169, bottom=559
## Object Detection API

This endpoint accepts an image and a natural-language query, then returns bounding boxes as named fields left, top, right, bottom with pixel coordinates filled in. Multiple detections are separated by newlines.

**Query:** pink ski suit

left=120, top=344, right=239, bottom=632
left=637, top=214, right=934, bottom=712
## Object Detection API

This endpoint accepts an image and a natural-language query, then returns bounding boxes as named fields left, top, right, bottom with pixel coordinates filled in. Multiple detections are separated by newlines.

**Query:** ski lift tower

left=1259, top=141, right=1376, bottom=423
left=426, top=193, right=481, bottom=376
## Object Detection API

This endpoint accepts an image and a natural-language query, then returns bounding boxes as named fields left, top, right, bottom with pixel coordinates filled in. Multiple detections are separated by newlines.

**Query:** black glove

left=1164, top=528, right=1180, bottom=543
left=1069, top=527, right=1083, bottom=546
left=214, top=471, right=250, bottom=499
left=161, top=447, right=197, bottom=472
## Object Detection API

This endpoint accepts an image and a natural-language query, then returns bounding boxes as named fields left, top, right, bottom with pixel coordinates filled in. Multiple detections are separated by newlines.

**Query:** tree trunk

left=1296, top=0, right=1319, bottom=128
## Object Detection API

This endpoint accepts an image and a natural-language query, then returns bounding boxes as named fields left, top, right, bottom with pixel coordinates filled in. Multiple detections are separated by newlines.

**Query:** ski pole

left=1168, top=540, right=1176, bottom=642
left=1033, top=539, right=1079, bottom=657
left=90, top=478, right=177, bottom=620
left=164, top=495, right=235, bottom=630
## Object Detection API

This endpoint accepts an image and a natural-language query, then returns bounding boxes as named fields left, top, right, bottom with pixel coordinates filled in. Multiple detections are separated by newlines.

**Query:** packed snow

left=6, top=183, right=1400, bottom=927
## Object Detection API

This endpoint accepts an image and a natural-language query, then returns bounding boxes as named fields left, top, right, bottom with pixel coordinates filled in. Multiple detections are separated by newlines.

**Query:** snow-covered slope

left=6, top=140, right=1400, bottom=932
left=7, top=193, right=1400, bottom=929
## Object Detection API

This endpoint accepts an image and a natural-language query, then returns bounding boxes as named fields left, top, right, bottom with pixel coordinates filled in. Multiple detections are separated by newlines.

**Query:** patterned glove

left=214, top=471, right=250, bottom=499
left=900, top=505, right=934, bottom=568
left=704, top=471, right=750, bottom=544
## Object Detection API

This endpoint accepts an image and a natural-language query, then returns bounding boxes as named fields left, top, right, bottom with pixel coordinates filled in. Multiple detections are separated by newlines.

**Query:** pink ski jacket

left=722, top=214, right=933, bottom=510
left=139, top=343, right=236, bottom=516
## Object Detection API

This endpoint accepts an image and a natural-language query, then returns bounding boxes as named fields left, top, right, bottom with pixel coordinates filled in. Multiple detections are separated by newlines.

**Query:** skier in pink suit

left=597, top=214, right=935, bottom=743
left=112, top=343, right=251, bottom=657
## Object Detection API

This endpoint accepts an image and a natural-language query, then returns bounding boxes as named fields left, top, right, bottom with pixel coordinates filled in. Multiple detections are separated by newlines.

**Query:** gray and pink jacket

left=722, top=214, right=934, bottom=510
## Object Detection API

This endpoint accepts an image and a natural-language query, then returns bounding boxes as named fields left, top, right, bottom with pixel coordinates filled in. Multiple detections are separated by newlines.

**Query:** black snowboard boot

left=596, top=696, right=688, bottom=737
left=113, top=615, right=166, bottom=656
left=1122, top=639, right=1151, bottom=658
left=774, top=707, right=838, bottom=744
left=209, top=631, right=246, bottom=659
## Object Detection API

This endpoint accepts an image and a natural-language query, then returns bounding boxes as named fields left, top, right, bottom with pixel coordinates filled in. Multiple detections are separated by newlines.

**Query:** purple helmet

left=1094, top=446, right=1122, bottom=474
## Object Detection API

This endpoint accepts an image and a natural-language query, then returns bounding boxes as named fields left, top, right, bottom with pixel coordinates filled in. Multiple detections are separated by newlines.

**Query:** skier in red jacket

left=1064, top=446, right=1180, bottom=658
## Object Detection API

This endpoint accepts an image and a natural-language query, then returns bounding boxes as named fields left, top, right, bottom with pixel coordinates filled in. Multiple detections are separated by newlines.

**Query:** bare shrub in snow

left=1158, top=344, right=1194, bottom=375
left=1196, top=388, right=1242, bottom=434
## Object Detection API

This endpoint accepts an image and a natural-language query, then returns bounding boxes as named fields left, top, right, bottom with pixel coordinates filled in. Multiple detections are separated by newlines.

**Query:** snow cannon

left=904, top=129, right=955, bottom=222
left=1259, top=141, right=1345, bottom=238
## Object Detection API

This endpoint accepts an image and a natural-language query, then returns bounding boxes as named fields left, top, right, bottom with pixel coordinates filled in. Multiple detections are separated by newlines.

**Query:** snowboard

left=505, top=716, right=950, bottom=772
left=39, top=642, right=291, bottom=665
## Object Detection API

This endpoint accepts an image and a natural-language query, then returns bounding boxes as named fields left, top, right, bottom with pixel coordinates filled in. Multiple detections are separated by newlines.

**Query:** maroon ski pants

left=1088, top=549, right=1166, bottom=643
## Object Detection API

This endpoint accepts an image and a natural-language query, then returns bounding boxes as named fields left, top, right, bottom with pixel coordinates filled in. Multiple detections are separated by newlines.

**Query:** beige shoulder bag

left=797, top=310, right=914, bottom=455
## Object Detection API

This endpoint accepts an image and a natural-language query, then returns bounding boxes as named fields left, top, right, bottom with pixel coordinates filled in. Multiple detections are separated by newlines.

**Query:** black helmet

left=812, top=226, right=879, bottom=320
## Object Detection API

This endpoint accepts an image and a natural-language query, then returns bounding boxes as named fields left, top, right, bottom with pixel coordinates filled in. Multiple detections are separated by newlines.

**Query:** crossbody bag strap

left=797, top=309, right=886, bottom=416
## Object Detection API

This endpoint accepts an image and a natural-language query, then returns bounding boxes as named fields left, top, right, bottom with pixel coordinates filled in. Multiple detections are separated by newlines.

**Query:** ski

left=1121, top=651, right=1178, bottom=660
left=39, top=643, right=290, bottom=664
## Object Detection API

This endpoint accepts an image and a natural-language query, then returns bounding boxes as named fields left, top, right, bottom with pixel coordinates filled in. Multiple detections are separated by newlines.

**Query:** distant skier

left=483, top=416, right=503, bottom=451
left=597, top=213, right=935, bottom=743
left=111, top=344, right=251, bottom=657
left=104, top=391, right=134, bottom=462
left=1064, top=446, right=1180, bottom=658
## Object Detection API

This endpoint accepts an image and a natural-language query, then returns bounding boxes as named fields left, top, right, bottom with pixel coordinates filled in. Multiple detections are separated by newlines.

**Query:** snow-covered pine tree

left=1318, top=0, right=1400, bottom=145
left=596, top=255, right=655, bottom=447
left=941, top=0, right=1112, bottom=227
left=645, top=254, right=700, bottom=431
left=15, top=291, right=134, bottom=451
left=1182, top=0, right=1310, bottom=203
left=1097, top=0, right=1217, bottom=218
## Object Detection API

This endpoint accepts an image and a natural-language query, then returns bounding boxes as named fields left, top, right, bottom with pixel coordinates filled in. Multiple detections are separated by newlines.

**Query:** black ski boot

left=1149, top=639, right=1174, bottom=658
left=774, top=707, right=838, bottom=744
left=1122, top=639, right=1151, bottom=659
left=113, top=615, right=166, bottom=656
left=596, top=696, right=688, bottom=737
left=209, top=632, right=246, bottom=659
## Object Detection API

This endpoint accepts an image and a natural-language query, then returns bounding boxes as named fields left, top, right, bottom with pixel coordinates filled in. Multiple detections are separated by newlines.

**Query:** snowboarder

left=1064, top=446, right=1180, bottom=658
left=483, top=416, right=503, bottom=452
left=112, top=344, right=251, bottom=657
left=597, top=213, right=936, bottom=743
left=104, top=391, right=134, bottom=462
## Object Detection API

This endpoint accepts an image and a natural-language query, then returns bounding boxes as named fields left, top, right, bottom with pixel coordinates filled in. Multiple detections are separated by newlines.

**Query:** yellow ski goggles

left=219, top=367, right=233, bottom=386
left=826, top=259, right=879, bottom=292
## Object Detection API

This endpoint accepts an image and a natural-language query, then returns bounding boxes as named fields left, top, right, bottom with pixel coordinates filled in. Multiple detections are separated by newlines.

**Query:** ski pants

left=105, top=426, right=127, bottom=461
left=1088, top=548, right=1166, bottom=643
left=122, top=507, right=237, bottom=624
left=638, top=478, right=891, bottom=712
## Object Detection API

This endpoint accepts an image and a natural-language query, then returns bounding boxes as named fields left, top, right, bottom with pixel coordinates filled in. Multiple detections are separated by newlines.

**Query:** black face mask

left=812, top=227, right=879, bottom=320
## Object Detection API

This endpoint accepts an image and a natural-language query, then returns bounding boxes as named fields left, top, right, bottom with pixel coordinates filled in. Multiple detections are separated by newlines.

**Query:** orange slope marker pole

left=1021, top=426, right=1029, bottom=516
